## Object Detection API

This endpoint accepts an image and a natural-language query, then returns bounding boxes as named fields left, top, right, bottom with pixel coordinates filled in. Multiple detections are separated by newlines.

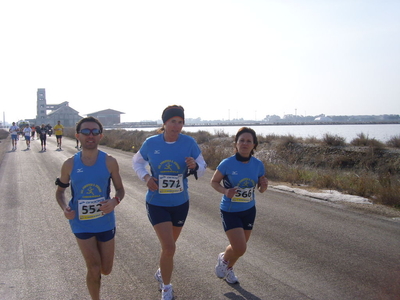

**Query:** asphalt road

left=0, top=134, right=399, bottom=300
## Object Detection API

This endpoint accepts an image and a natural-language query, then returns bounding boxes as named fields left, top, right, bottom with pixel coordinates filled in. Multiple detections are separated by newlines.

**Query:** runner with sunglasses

left=132, top=105, right=207, bottom=300
left=55, top=116, right=125, bottom=300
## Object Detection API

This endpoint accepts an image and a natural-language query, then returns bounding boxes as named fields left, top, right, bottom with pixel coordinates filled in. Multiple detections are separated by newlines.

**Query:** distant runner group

left=8, top=121, right=64, bottom=152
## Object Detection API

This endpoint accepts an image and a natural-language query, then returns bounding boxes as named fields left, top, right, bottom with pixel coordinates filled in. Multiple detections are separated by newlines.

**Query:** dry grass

left=63, top=127, right=400, bottom=208
left=386, top=135, right=400, bottom=148
left=0, top=129, right=9, bottom=140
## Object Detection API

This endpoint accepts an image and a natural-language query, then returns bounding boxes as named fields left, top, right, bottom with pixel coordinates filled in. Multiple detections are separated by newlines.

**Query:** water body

left=123, top=123, right=400, bottom=143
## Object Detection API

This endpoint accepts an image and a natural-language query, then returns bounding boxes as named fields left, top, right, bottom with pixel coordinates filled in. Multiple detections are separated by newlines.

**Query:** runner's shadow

left=224, top=284, right=262, bottom=300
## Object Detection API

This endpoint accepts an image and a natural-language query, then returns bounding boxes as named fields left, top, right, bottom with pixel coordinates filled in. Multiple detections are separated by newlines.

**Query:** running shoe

left=215, top=252, right=228, bottom=278
left=161, top=284, right=174, bottom=300
left=225, top=267, right=239, bottom=284
left=154, top=268, right=163, bottom=291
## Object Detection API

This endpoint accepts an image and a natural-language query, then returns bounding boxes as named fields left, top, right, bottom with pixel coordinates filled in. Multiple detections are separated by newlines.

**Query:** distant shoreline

left=105, top=121, right=400, bottom=129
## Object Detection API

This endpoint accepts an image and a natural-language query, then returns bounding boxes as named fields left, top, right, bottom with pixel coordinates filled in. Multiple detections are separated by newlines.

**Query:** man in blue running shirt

left=56, top=116, right=125, bottom=300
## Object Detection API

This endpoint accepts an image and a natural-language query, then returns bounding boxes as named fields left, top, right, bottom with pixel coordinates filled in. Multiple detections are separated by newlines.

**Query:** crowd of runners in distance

left=7, top=120, right=73, bottom=152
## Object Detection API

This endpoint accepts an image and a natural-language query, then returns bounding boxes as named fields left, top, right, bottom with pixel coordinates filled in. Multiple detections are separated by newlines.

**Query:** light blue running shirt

left=139, top=133, right=202, bottom=207
left=68, top=150, right=115, bottom=233
left=217, top=155, right=265, bottom=212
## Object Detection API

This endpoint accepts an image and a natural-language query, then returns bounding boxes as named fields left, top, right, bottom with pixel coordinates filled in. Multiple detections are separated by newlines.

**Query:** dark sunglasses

left=79, top=128, right=102, bottom=136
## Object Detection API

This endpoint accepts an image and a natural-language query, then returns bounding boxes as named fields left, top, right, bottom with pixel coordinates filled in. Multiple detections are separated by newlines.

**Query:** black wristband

left=187, top=163, right=199, bottom=180
left=55, top=178, right=70, bottom=188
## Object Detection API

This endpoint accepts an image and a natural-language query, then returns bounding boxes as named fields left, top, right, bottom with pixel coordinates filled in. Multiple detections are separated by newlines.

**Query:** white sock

left=163, top=284, right=172, bottom=290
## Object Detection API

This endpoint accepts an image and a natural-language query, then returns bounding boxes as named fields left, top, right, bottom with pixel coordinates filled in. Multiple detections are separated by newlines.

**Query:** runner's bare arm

left=102, top=155, right=125, bottom=212
left=55, top=157, right=75, bottom=220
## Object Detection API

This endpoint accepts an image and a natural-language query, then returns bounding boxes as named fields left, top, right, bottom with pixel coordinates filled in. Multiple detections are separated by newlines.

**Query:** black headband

left=162, top=106, right=185, bottom=124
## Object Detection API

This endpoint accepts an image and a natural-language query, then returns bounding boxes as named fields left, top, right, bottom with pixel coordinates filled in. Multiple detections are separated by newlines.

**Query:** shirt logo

left=232, top=171, right=238, bottom=175
left=154, top=150, right=160, bottom=154
left=77, top=168, right=84, bottom=173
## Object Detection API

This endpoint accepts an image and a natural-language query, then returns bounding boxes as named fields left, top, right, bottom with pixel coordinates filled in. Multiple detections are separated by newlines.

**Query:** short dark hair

left=76, top=116, right=103, bottom=133
left=234, top=127, right=258, bottom=155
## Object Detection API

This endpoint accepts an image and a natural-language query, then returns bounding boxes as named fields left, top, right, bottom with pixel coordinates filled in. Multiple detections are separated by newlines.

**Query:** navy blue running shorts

left=74, top=227, right=116, bottom=242
left=146, top=201, right=189, bottom=227
left=220, top=206, right=256, bottom=232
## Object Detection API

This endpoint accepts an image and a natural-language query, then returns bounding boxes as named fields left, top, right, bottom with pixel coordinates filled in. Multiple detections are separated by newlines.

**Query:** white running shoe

left=225, top=267, right=239, bottom=284
left=154, top=268, right=163, bottom=291
left=161, top=284, right=174, bottom=300
left=215, top=252, right=228, bottom=278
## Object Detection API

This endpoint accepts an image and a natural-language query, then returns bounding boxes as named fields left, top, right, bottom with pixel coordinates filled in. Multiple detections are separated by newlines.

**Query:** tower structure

left=36, top=88, right=47, bottom=123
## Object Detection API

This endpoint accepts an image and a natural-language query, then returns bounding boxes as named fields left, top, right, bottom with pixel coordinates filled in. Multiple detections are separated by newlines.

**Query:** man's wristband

left=114, top=197, right=121, bottom=204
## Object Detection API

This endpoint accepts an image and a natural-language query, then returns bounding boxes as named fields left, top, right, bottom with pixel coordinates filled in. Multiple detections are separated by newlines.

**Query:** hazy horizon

left=1, top=1, right=399, bottom=124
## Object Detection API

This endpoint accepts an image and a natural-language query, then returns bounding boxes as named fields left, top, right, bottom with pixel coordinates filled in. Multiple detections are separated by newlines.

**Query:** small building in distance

left=46, top=102, right=82, bottom=127
left=34, top=88, right=82, bottom=127
left=87, top=109, right=125, bottom=126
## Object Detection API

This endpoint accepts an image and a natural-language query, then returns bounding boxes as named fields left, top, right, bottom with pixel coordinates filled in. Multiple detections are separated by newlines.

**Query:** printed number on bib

left=159, top=174, right=184, bottom=194
left=232, top=187, right=255, bottom=202
left=78, top=197, right=105, bottom=220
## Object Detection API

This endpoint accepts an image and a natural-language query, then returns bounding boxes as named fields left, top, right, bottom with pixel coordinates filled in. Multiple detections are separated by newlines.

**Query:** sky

left=1, top=0, right=399, bottom=124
